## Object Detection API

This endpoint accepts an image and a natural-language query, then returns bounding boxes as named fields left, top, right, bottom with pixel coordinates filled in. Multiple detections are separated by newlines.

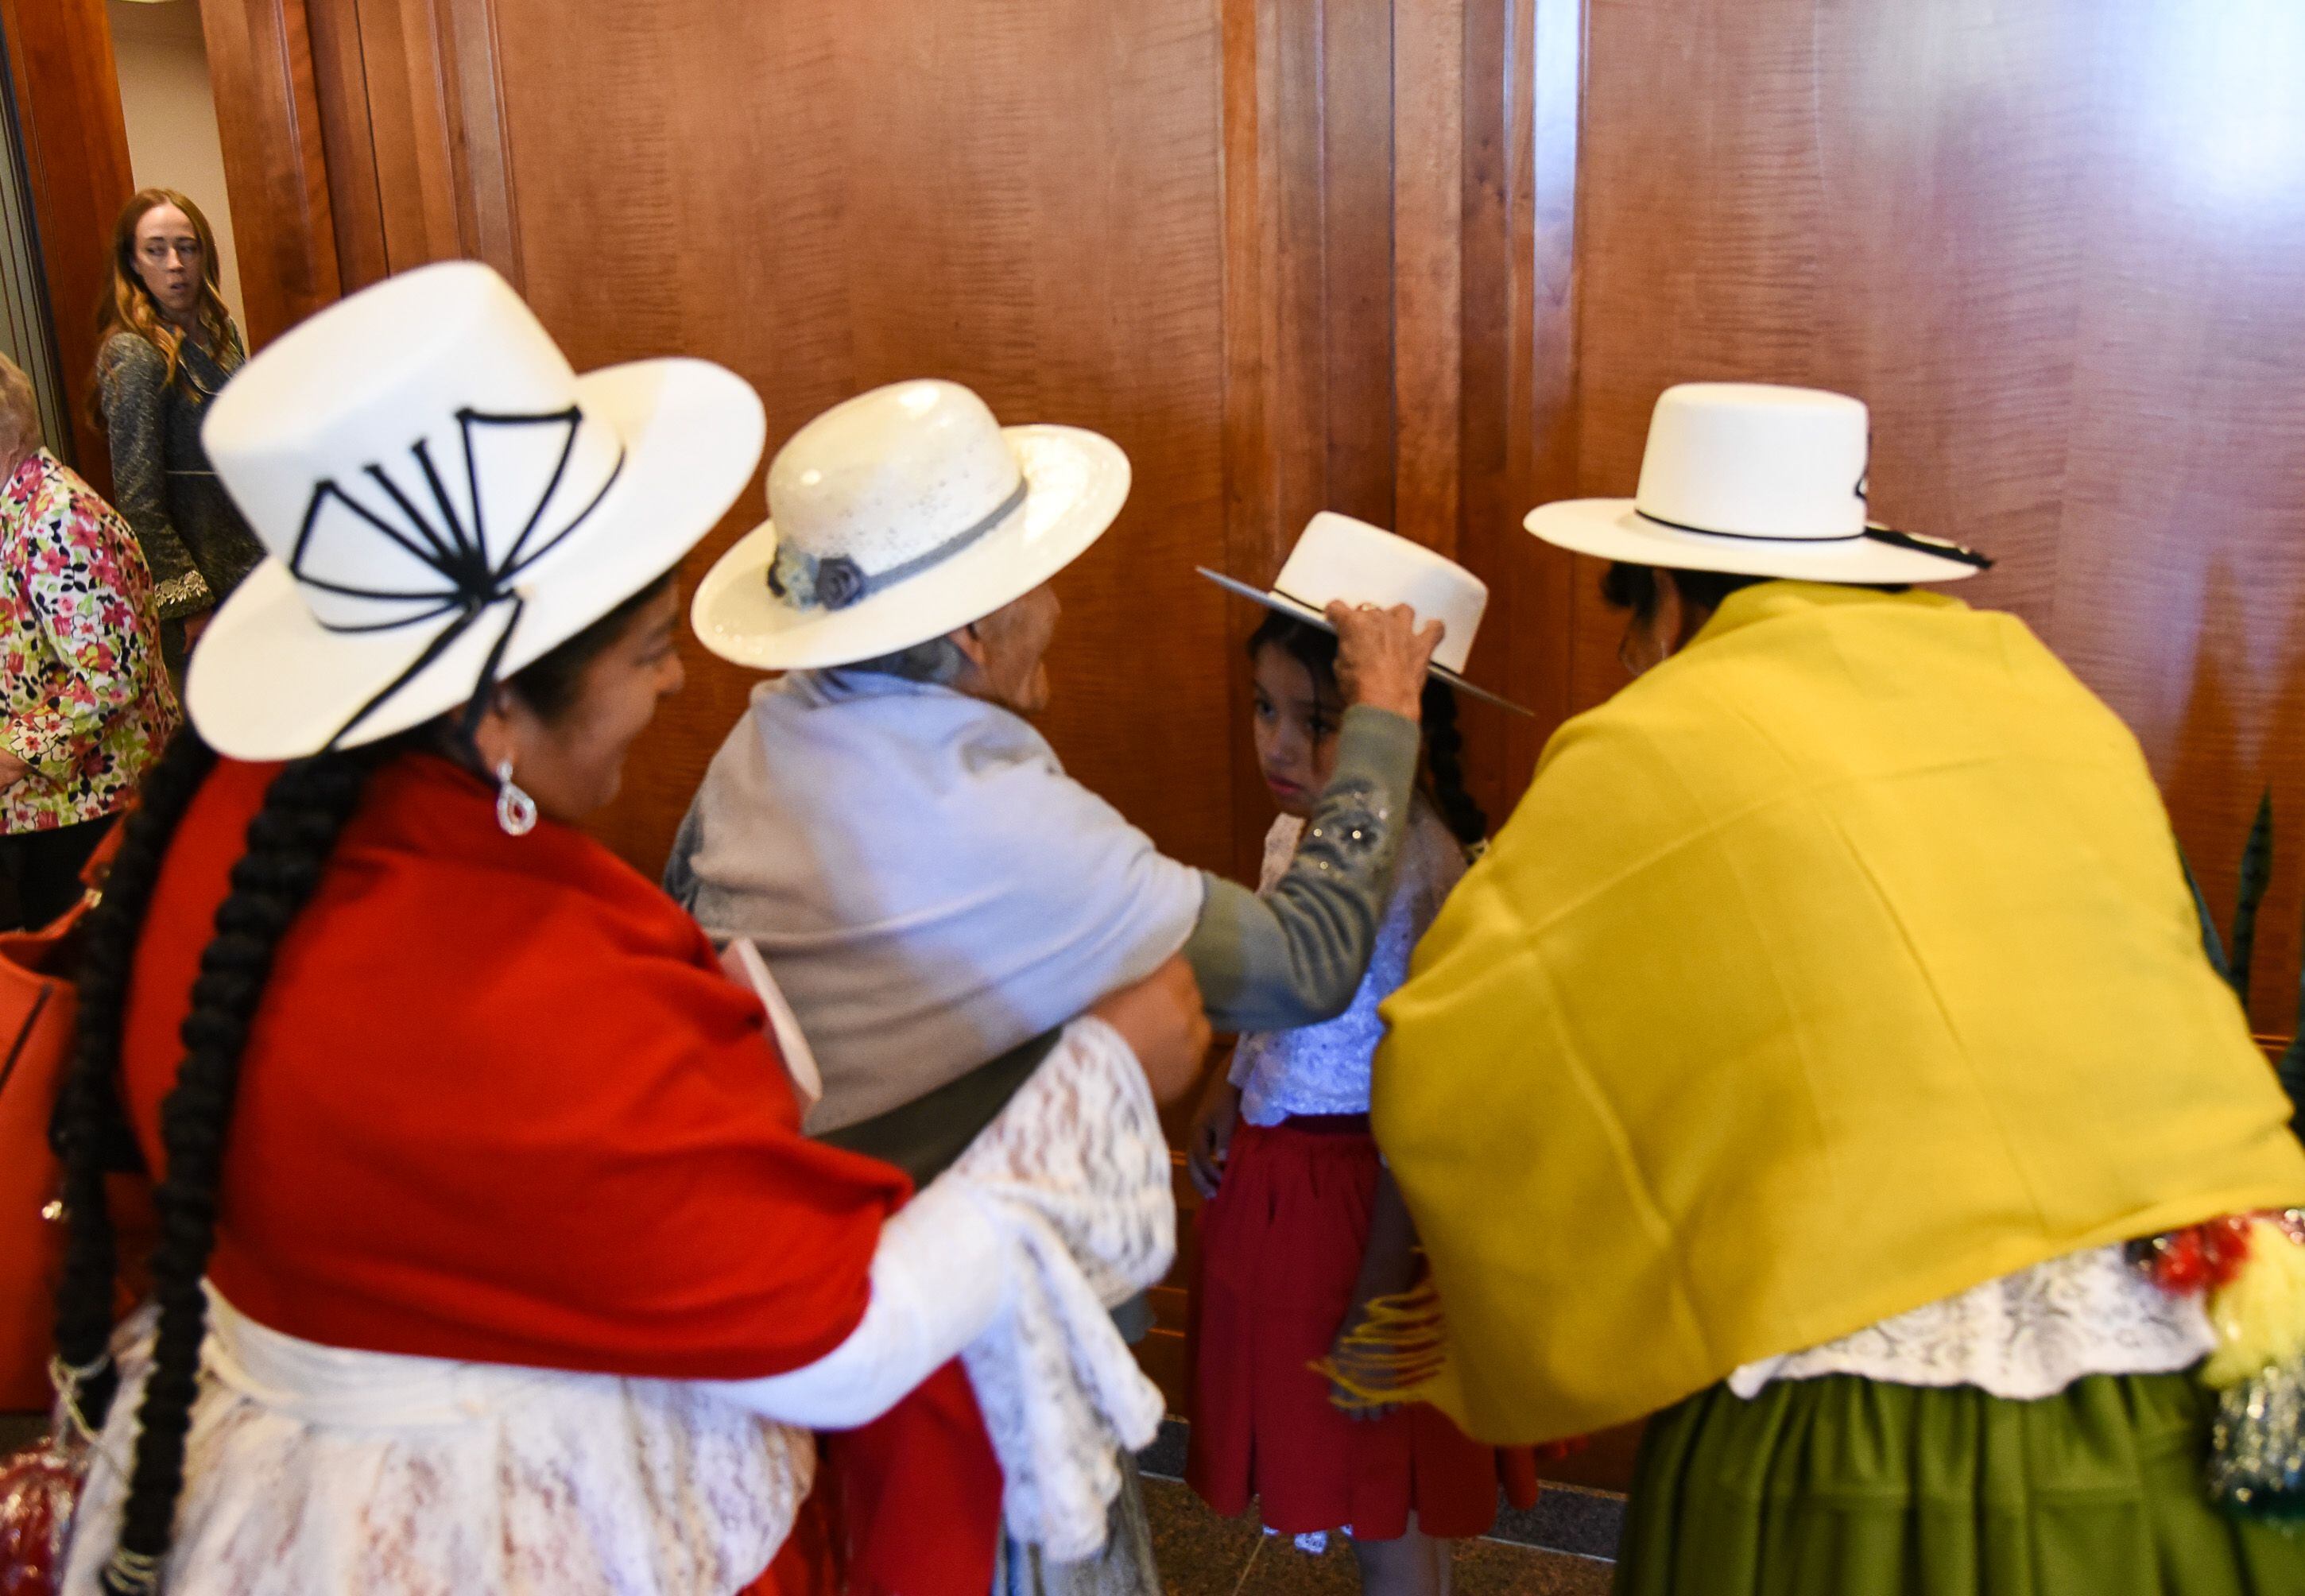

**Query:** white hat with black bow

left=187, top=261, right=765, bottom=760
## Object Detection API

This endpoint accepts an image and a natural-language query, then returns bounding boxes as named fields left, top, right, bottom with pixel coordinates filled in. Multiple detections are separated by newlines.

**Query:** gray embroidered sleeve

left=96, top=335, right=208, bottom=618
left=1183, top=704, right=1421, bottom=1032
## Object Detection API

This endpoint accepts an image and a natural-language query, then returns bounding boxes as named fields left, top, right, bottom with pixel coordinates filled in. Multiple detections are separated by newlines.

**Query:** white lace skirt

left=63, top=1292, right=812, bottom=1596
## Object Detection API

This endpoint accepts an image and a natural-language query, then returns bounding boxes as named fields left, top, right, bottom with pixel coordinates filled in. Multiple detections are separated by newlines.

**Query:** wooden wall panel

left=200, top=0, right=339, bottom=347
left=1390, top=0, right=1462, bottom=554
left=1567, top=0, right=2305, bottom=1031
left=302, top=0, right=523, bottom=295
left=478, top=0, right=1231, bottom=883
left=1451, top=0, right=1583, bottom=819
left=0, top=0, right=133, bottom=481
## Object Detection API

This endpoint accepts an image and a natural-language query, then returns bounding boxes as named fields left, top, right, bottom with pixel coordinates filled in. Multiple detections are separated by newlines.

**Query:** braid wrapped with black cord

left=108, top=749, right=379, bottom=1593
left=51, top=729, right=219, bottom=1438
left=48, top=742, right=382, bottom=1595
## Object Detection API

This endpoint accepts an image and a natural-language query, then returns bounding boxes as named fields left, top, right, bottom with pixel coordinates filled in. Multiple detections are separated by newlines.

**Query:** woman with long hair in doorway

left=91, top=188, right=264, bottom=669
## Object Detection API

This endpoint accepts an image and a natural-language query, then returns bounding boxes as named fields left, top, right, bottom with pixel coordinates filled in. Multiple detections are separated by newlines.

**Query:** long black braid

left=1415, top=676, right=1488, bottom=848
left=51, top=730, right=218, bottom=1435
left=1246, top=611, right=1489, bottom=850
left=112, top=750, right=382, bottom=1591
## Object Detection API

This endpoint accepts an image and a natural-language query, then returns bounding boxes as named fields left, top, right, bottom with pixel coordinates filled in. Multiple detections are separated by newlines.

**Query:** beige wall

left=106, top=0, right=244, bottom=331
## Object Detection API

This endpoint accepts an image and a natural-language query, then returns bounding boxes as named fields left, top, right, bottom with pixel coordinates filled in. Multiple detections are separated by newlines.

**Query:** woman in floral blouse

left=0, top=353, right=176, bottom=927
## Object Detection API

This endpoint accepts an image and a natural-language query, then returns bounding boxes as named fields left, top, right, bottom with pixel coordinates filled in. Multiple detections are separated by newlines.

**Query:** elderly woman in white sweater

left=671, top=380, right=1443, bottom=1594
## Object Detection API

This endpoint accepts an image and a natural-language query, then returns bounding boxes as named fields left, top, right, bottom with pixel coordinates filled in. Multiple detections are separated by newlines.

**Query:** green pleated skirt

left=1616, top=1373, right=2305, bottom=1596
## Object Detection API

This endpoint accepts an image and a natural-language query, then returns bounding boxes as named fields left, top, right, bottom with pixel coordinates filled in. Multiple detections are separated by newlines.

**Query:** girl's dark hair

left=1246, top=611, right=1489, bottom=848
left=52, top=573, right=672, bottom=1594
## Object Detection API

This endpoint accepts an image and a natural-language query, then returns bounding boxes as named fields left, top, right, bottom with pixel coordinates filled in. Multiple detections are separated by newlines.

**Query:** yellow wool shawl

left=1372, top=582, right=2305, bottom=1445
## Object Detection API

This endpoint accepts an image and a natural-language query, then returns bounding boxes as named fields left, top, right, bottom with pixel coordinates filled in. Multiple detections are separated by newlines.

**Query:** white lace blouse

left=1729, top=1243, right=2214, bottom=1400
left=1230, top=802, right=1466, bottom=1127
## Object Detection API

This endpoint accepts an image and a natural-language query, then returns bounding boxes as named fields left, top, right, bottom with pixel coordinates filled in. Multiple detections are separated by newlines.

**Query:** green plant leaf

left=2183, top=843, right=2233, bottom=989
left=2230, top=791, right=2274, bottom=1007
left=2284, top=882, right=2305, bottom=1141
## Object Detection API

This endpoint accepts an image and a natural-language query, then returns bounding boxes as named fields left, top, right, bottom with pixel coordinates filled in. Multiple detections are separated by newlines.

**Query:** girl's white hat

left=188, top=261, right=766, bottom=760
left=691, top=379, right=1129, bottom=670
left=1197, top=511, right=1529, bottom=714
left=1524, top=382, right=1990, bottom=583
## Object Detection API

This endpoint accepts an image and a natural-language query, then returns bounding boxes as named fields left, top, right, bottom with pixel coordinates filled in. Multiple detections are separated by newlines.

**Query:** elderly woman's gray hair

left=0, top=355, right=41, bottom=467
left=840, top=634, right=969, bottom=686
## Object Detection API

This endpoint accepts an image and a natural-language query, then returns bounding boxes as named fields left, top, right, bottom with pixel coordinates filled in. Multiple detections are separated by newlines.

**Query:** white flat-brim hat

left=1198, top=511, right=1529, bottom=715
left=692, top=378, right=1129, bottom=671
left=1524, top=382, right=1990, bottom=584
left=189, top=261, right=765, bottom=760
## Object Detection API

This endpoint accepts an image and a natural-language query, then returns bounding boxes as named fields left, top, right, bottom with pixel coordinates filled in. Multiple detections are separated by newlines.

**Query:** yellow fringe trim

left=2202, top=1218, right=2305, bottom=1390
left=1311, top=1277, right=1447, bottom=1412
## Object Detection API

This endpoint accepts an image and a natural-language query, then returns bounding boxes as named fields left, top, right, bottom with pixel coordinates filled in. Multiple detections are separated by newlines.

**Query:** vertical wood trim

left=305, top=0, right=390, bottom=292
left=0, top=0, right=132, bottom=482
left=201, top=0, right=343, bottom=346
left=437, top=0, right=522, bottom=284
left=1270, top=0, right=1331, bottom=544
left=1220, top=0, right=1281, bottom=883
left=267, top=0, right=521, bottom=298
left=1220, top=0, right=1272, bottom=552
left=1393, top=0, right=1464, bottom=555
left=1320, top=0, right=1394, bottom=525
left=1518, top=0, right=1584, bottom=739
left=353, top=0, right=462, bottom=268
left=1455, top=0, right=1583, bottom=808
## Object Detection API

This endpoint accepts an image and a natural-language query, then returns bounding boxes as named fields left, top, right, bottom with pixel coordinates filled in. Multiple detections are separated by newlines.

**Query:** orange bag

left=0, top=827, right=145, bottom=1413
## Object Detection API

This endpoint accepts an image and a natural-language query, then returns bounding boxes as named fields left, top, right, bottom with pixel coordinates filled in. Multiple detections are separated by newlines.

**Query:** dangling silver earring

left=494, top=758, right=537, bottom=837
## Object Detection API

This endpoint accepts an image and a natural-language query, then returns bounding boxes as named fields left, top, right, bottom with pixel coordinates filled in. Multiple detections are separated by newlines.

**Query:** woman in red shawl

left=44, top=264, right=1204, bottom=1596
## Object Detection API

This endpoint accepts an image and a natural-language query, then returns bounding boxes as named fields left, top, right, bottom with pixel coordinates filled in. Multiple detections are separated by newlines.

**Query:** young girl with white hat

left=1185, top=513, right=1540, bottom=1594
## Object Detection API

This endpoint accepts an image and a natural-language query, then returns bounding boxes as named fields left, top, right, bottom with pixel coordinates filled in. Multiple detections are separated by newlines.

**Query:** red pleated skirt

left=1186, top=1115, right=1541, bottom=1541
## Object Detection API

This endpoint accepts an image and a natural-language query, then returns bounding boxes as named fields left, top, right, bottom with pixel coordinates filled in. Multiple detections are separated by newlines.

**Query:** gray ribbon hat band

left=768, top=474, right=1031, bottom=612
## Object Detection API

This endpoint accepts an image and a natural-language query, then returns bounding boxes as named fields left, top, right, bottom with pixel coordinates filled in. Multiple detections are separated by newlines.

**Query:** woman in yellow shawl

left=1368, top=385, right=2305, bottom=1594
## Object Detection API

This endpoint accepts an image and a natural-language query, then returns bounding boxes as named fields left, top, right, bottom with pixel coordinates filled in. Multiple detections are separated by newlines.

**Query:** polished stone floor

left=1141, top=1476, right=1618, bottom=1596
left=0, top=1409, right=1626, bottom=1593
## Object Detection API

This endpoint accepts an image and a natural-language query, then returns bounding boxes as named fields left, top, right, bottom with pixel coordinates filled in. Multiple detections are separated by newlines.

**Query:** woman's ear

left=466, top=686, right=525, bottom=773
left=945, top=622, right=993, bottom=674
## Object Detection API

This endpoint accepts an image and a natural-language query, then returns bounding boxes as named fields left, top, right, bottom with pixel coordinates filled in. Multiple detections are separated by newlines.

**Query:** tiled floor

left=1141, top=1476, right=1617, bottom=1596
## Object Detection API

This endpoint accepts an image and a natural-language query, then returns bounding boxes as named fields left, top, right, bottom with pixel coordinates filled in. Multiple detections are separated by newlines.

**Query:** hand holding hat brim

left=1195, top=568, right=1531, bottom=715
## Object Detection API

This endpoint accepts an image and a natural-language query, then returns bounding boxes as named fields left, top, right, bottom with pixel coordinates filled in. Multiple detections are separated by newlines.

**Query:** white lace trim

left=63, top=1296, right=811, bottom=1596
left=948, top=1015, right=1176, bottom=1562
left=1728, top=1243, right=2214, bottom=1400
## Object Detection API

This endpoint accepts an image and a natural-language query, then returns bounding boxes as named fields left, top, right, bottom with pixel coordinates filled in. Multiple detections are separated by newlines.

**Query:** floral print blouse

left=0, top=450, right=178, bottom=833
